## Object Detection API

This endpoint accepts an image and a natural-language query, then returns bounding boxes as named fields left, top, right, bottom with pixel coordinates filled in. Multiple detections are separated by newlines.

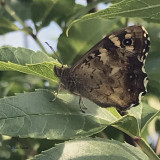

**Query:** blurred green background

left=0, top=0, right=160, bottom=159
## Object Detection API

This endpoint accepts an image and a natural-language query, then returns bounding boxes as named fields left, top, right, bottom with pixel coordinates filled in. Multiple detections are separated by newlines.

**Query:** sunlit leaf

left=67, top=0, right=160, bottom=34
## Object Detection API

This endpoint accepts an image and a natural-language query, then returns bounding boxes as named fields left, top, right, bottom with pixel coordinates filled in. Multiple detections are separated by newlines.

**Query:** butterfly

left=54, top=25, right=150, bottom=112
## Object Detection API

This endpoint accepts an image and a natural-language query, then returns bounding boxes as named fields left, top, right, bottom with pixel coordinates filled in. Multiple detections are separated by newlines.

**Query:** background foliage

left=0, top=0, right=160, bottom=159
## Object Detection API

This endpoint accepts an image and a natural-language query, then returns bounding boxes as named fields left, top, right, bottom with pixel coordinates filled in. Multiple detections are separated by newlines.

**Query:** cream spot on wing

left=143, top=48, right=146, bottom=53
left=143, top=59, right=146, bottom=65
left=142, top=65, right=146, bottom=73
left=99, top=48, right=109, bottom=65
left=144, top=33, right=147, bottom=37
left=109, top=34, right=114, bottom=39
left=137, top=55, right=143, bottom=62
left=125, top=45, right=134, bottom=51
left=138, top=92, right=143, bottom=102
left=109, top=34, right=121, bottom=47
left=109, top=67, right=120, bottom=76
left=141, top=56, right=144, bottom=62
left=144, top=77, right=148, bottom=89
left=145, top=40, right=147, bottom=44
left=99, top=48, right=107, bottom=53
left=125, top=34, right=132, bottom=39
left=141, top=26, right=148, bottom=34
left=85, top=57, right=89, bottom=61
left=90, top=53, right=96, bottom=58
left=145, top=52, right=148, bottom=57
left=142, top=58, right=146, bottom=73
left=130, top=104, right=136, bottom=108
left=137, top=56, right=144, bottom=62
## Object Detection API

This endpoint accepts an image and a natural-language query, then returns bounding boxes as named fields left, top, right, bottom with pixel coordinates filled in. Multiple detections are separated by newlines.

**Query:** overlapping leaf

left=0, top=47, right=60, bottom=82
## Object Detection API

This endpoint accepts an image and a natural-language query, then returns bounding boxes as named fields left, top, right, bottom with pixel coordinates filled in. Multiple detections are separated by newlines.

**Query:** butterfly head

left=54, top=65, right=71, bottom=82
left=54, top=65, right=76, bottom=91
left=54, top=66, right=65, bottom=78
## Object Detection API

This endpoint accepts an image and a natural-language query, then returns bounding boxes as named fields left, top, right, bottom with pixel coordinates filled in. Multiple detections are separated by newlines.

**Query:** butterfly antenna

left=45, top=42, right=63, bottom=65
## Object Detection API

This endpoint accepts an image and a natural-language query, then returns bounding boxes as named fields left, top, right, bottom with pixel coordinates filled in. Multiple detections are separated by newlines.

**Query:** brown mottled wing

left=70, top=25, right=150, bottom=110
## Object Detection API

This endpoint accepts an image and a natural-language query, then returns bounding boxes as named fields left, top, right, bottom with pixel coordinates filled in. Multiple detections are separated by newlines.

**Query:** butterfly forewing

left=55, top=25, right=150, bottom=111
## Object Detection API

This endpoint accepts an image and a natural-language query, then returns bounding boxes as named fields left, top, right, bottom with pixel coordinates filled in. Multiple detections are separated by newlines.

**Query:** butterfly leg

left=52, top=83, right=61, bottom=102
left=79, top=96, right=87, bottom=113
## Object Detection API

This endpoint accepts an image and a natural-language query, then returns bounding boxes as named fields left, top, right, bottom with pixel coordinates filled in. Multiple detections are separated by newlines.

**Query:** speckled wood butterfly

left=54, top=25, right=150, bottom=112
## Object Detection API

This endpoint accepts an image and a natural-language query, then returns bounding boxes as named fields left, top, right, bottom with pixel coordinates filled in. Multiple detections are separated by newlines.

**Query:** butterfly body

left=54, top=25, right=150, bottom=110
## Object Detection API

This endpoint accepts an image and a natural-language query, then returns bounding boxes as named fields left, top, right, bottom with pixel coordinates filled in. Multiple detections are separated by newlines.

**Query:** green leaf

left=30, top=138, right=150, bottom=160
left=0, top=16, right=19, bottom=34
left=0, top=47, right=54, bottom=64
left=67, top=0, right=160, bottom=34
left=65, top=0, right=106, bottom=26
left=0, top=47, right=60, bottom=82
left=0, top=0, right=32, bottom=22
left=31, top=0, right=76, bottom=29
left=0, top=61, right=59, bottom=82
left=0, top=89, right=117, bottom=140
left=141, top=102, right=160, bottom=135
left=147, top=57, right=160, bottom=95
left=142, top=24, right=160, bottom=96
left=128, top=104, right=143, bottom=125
left=135, top=138, right=160, bottom=160
left=111, top=115, right=140, bottom=137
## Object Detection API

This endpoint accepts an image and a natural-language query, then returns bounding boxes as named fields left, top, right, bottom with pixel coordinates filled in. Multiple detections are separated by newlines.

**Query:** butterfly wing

left=70, top=25, right=150, bottom=110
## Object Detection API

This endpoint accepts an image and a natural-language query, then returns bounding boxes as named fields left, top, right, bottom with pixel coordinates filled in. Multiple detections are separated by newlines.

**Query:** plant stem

left=2, top=3, right=47, bottom=53
left=30, top=33, right=47, bottom=53
left=4, top=4, right=26, bottom=29
left=135, top=137, right=160, bottom=160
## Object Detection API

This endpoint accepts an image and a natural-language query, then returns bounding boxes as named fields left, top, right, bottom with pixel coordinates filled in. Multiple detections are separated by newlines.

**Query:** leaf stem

left=30, top=33, right=47, bottom=53
left=134, top=137, right=160, bottom=160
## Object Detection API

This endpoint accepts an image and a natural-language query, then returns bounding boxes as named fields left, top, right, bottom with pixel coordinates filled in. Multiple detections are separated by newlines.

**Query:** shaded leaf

left=0, top=0, right=32, bottom=21
left=145, top=24, right=160, bottom=96
left=0, top=89, right=117, bottom=140
left=31, top=0, right=76, bottom=29
left=111, top=115, right=140, bottom=137
left=30, top=138, right=149, bottom=160
left=141, top=102, right=160, bottom=135
left=0, top=16, right=19, bottom=34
